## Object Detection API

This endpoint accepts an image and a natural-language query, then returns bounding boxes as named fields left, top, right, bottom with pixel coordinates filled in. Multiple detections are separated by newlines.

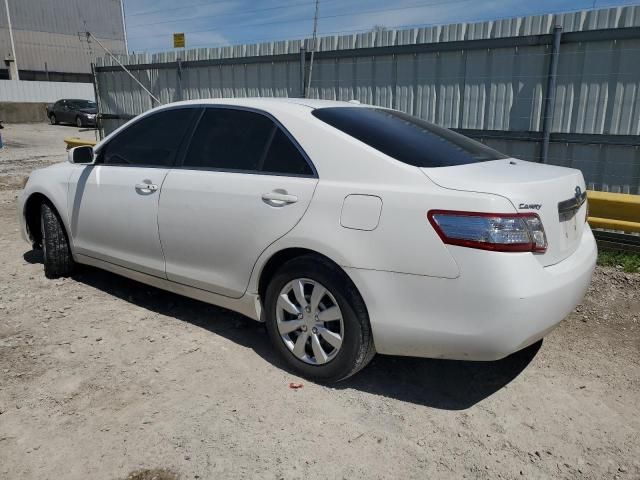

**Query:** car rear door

left=61, top=100, right=75, bottom=123
left=68, top=107, right=199, bottom=277
left=158, top=106, right=318, bottom=298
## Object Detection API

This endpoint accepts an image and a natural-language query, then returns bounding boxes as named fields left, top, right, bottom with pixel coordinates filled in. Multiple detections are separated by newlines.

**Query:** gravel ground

left=0, top=123, right=639, bottom=480
left=0, top=122, right=97, bottom=190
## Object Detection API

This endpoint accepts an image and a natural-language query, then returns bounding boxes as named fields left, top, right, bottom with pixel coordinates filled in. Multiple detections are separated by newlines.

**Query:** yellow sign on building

left=173, top=33, right=185, bottom=48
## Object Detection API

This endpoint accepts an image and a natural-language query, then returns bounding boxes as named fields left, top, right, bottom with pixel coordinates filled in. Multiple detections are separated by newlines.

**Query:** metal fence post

left=176, top=57, right=183, bottom=102
left=90, top=62, right=104, bottom=140
left=540, top=25, right=563, bottom=163
left=299, top=47, right=306, bottom=98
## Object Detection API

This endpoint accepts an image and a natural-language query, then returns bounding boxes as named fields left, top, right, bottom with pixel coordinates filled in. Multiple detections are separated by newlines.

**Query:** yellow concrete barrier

left=63, top=137, right=97, bottom=150
left=587, top=191, right=640, bottom=234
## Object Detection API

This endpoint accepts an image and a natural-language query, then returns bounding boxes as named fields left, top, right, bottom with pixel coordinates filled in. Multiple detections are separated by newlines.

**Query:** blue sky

left=122, top=0, right=638, bottom=52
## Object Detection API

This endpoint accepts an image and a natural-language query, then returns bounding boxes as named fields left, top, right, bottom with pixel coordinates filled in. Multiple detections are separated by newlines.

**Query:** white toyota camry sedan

left=18, top=98, right=596, bottom=382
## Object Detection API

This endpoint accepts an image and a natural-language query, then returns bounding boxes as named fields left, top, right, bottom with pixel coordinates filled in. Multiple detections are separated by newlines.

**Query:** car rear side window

left=262, top=128, right=313, bottom=176
left=184, top=108, right=274, bottom=171
left=101, top=108, right=196, bottom=167
left=312, top=107, right=507, bottom=167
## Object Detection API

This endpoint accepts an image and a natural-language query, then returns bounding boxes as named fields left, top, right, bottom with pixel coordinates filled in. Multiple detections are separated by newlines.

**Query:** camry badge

left=519, top=203, right=542, bottom=210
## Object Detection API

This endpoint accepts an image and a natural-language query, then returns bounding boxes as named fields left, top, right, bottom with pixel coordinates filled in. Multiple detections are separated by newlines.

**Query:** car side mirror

left=70, top=146, right=94, bottom=164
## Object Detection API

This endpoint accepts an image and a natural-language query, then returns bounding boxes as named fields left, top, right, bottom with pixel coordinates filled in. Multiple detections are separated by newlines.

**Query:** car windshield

left=69, top=100, right=96, bottom=109
left=312, top=107, right=507, bottom=168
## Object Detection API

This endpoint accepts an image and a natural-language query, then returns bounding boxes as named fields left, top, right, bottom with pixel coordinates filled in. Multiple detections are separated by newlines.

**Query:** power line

left=127, top=1, right=640, bottom=51
left=128, top=0, right=360, bottom=30
left=127, top=0, right=477, bottom=40
left=128, top=0, right=327, bottom=27
left=127, top=0, right=322, bottom=19
left=127, top=0, right=228, bottom=17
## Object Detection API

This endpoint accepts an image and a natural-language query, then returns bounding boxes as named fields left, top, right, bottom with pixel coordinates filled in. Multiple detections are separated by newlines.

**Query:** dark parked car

left=47, top=99, right=97, bottom=128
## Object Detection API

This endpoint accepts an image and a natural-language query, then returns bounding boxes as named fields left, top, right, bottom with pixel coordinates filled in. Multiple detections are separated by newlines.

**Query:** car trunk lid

left=421, top=159, right=588, bottom=266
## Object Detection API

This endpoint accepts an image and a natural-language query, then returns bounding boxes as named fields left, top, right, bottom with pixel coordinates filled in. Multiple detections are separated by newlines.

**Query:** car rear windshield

left=311, top=107, right=507, bottom=168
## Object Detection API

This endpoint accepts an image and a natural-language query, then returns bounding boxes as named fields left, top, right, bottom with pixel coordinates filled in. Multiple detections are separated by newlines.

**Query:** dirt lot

left=0, top=122, right=97, bottom=191
left=0, top=123, right=639, bottom=480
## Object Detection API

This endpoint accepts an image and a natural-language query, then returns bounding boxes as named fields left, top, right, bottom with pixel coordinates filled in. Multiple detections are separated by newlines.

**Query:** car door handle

left=135, top=183, right=158, bottom=192
left=262, top=191, right=298, bottom=206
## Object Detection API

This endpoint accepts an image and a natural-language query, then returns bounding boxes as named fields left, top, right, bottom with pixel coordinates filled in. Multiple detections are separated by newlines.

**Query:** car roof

left=96, top=97, right=365, bottom=150
left=155, top=97, right=363, bottom=113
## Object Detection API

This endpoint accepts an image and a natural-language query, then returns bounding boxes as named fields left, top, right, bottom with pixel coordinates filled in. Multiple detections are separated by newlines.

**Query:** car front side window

left=184, top=108, right=274, bottom=172
left=100, top=108, right=197, bottom=167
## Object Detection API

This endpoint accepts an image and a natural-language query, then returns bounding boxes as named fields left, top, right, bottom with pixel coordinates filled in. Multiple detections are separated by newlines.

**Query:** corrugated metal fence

left=94, top=6, right=640, bottom=194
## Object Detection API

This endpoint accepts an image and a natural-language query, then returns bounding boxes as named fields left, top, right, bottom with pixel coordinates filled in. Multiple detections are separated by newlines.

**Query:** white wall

left=0, top=80, right=95, bottom=103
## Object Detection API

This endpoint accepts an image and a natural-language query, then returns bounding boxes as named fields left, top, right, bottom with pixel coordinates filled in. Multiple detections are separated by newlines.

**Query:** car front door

left=158, top=107, right=318, bottom=298
left=67, top=107, right=199, bottom=277
left=50, top=100, right=61, bottom=120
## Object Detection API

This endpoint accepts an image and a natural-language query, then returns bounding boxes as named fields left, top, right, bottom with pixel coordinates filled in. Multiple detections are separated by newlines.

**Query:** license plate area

left=559, top=207, right=579, bottom=223
left=558, top=190, right=586, bottom=245
left=561, top=212, right=579, bottom=243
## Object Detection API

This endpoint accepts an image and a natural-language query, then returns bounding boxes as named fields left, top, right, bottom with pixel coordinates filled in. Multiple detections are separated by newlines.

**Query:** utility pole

left=120, top=0, right=129, bottom=54
left=305, top=0, right=319, bottom=98
left=3, top=0, right=19, bottom=80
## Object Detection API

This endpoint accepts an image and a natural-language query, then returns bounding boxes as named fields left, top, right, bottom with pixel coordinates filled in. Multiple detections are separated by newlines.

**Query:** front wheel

left=49, top=114, right=57, bottom=125
left=76, top=116, right=83, bottom=128
left=264, top=256, right=375, bottom=383
left=40, top=202, right=75, bottom=279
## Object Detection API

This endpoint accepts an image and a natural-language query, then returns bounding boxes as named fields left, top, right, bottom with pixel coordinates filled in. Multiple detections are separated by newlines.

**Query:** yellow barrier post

left=63, top=137, right=97, bottom=150
left=587, top=191, right=640, bottom=234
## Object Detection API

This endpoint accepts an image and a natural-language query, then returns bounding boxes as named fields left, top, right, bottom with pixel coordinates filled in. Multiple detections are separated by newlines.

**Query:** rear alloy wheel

left=76, top=116, right=83, bottom=128
left=40, top=202, right=75, bottom=279
left=276, top=278, right=344, bottom=365
left=265, top=256, right=375, bottom=383
left=49, top=114, right=57, bottom=125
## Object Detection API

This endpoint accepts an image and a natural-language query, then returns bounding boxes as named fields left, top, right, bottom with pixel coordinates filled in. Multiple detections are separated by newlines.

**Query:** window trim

left=95, top=105, right=202, bottom=168
left=176, top=105, right=318, bottom=179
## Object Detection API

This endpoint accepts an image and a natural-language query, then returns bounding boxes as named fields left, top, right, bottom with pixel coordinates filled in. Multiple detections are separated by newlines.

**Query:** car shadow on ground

left=24, top=250, right=540, bottom=410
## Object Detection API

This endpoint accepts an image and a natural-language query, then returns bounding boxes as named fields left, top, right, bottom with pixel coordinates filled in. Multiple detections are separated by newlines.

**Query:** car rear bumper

left=345, top=226, right=597, bottom=360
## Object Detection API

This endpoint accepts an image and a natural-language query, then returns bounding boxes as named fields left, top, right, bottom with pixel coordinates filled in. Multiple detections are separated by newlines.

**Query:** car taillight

left=427, top=210, right=547, bottom=253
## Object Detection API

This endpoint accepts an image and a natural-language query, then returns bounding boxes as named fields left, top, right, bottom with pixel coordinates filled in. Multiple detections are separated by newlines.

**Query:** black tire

left=49, top=114, right=57, bottom=125
left=264, top=255, right=375, bottom=383
left=76, top=116, right=83, bottom=128
left=40, top=202, right=74, bottom=279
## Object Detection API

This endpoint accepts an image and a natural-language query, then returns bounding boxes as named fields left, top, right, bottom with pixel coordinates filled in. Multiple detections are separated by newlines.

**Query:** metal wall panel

left=0, top=0, right=123, bottom=38
left=553, top=38, right=640, bottom=135
left=0, top=0, right=125, bottom=73
left=0, top=79, right=94, bottom=102
left=477, top=138, right=640, bottom=194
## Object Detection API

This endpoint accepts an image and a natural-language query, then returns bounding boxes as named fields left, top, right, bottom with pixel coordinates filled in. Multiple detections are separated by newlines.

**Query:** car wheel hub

left=276, top=278, right=344, bottom=365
